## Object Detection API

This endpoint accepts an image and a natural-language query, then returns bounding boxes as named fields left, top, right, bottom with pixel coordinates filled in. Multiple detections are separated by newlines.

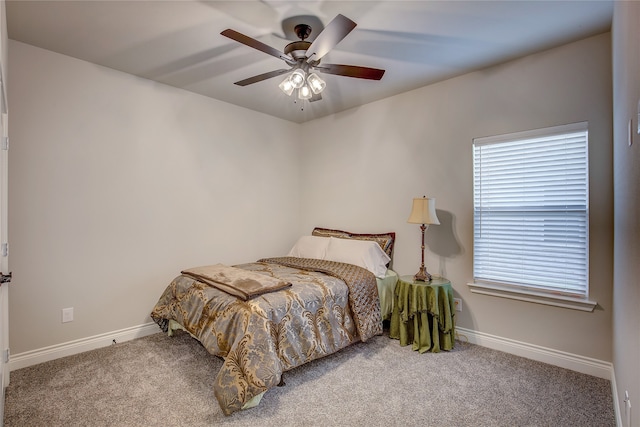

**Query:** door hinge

left=1, top=136, right=7, bottom=151
left=1, top=243, right=7, bottom=257
left=3, top=349, right=9, bottom=363
left=0, top=272, right=11, bottom=284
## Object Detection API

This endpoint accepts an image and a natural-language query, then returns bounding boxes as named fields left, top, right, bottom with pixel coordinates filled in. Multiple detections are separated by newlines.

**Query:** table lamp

left=407, top=196, right=440, bottom=281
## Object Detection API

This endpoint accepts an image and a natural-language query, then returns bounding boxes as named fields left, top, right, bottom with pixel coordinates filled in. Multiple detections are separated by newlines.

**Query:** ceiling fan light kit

left=221, top=14, right=385, bottom=104
left=278, top=68, right=326, bottom=99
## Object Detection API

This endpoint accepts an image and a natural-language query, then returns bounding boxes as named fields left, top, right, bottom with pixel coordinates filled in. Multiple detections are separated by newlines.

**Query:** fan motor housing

left=284, top=41, right=312, bottom=60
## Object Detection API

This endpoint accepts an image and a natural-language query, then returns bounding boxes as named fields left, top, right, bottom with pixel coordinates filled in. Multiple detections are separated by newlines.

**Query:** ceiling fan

left=221, top=14, right=385, bottom=101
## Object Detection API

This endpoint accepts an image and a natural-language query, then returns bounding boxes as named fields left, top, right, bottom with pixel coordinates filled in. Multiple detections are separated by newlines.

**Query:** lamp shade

left=407, top=197, right=440, bottom=225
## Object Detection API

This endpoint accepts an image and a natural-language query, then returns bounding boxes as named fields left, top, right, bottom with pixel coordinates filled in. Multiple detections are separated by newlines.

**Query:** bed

left=150, top=227, right=397, bottom=415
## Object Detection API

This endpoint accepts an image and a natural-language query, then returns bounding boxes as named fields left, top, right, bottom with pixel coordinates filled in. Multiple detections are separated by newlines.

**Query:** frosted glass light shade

left=298, top=85, right=312, bottom=100
left=407, top=197, right=440, bottom=225
left=290, top=69, right=306, bottom=89
left=307, top=73, right=326, bottom=94
left=279, top=77, right=294, bottom=96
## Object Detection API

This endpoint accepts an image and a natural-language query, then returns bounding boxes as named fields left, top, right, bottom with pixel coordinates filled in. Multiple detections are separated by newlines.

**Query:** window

left=471, top=122, right=592, bottom=309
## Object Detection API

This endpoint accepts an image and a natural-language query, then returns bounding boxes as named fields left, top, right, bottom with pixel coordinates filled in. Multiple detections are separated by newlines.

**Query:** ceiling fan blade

left=305, top=14, right=357, bottom=61
left=234, top=69, right=292, bottom=86
left=315, top=64, right=385, bottom=80
left=221, top=29, right=295, bottom=65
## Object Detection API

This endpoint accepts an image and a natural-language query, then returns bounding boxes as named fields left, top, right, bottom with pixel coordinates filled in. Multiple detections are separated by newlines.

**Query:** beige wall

left=612, top=1, right=640, bottom=423
left=8, top=41, right=301, bottom=354
left=8, top=32, right=615, bottom=367
left=300, top=33, right=613, bottom=362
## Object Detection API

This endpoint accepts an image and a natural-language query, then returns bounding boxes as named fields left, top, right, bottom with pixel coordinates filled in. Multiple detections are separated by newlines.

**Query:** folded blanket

left=181, top=264, right=291, bottom=300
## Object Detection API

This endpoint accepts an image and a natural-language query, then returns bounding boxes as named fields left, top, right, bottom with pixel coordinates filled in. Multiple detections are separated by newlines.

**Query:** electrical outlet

left=62, top=307, right=74, bottom=323
left=453, top=298, right=462, bottom=312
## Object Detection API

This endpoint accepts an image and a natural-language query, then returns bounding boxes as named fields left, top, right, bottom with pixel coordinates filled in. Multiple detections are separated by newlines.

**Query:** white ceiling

left=6, top=1, right=613, bottom=123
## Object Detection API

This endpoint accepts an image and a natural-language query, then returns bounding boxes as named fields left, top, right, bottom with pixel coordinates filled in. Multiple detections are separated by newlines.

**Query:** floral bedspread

left=150, top=258, right=382, bottom=415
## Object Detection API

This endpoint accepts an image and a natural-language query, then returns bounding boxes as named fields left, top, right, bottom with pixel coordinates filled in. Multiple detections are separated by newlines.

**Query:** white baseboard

left=458, top=327, right=622, bottom=425
left=456, top=326, right=613, bottom=380
left=8, top=322, right=160, bottom=372
left=610, top=366, right=623, bottom=427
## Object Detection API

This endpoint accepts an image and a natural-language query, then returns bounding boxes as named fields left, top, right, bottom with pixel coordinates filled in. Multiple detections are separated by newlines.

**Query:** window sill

left=467, top=282, right=597, bottom=312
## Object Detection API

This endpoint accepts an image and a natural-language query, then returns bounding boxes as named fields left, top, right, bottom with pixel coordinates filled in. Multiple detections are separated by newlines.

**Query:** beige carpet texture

left=4, top=330, right=615, bottom=426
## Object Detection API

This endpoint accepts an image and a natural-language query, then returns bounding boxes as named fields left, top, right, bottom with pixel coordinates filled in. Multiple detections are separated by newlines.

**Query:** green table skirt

left=389, top=277, right=455, bottom=353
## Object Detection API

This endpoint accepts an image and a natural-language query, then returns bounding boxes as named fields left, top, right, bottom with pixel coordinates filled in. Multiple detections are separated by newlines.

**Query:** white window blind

left=473, top=122, right=589, bottom=297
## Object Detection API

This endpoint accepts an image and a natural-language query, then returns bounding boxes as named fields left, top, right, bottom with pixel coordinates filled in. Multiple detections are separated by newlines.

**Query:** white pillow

left=325, top=237, right=391, bottom=278
left=287, top=235, right=330, bottom=259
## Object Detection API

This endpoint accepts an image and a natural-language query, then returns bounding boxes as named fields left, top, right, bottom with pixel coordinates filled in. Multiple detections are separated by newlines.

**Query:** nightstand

left=389, top=275, right=455, bottom=353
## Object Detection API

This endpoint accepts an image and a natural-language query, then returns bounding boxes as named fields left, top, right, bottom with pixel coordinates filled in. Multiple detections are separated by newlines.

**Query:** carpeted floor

left=4, top=330, right=615, bottom=426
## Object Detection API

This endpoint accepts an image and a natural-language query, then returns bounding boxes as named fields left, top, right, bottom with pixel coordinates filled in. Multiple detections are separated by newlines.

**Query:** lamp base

left=413, top=266, right=432, bottom=282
